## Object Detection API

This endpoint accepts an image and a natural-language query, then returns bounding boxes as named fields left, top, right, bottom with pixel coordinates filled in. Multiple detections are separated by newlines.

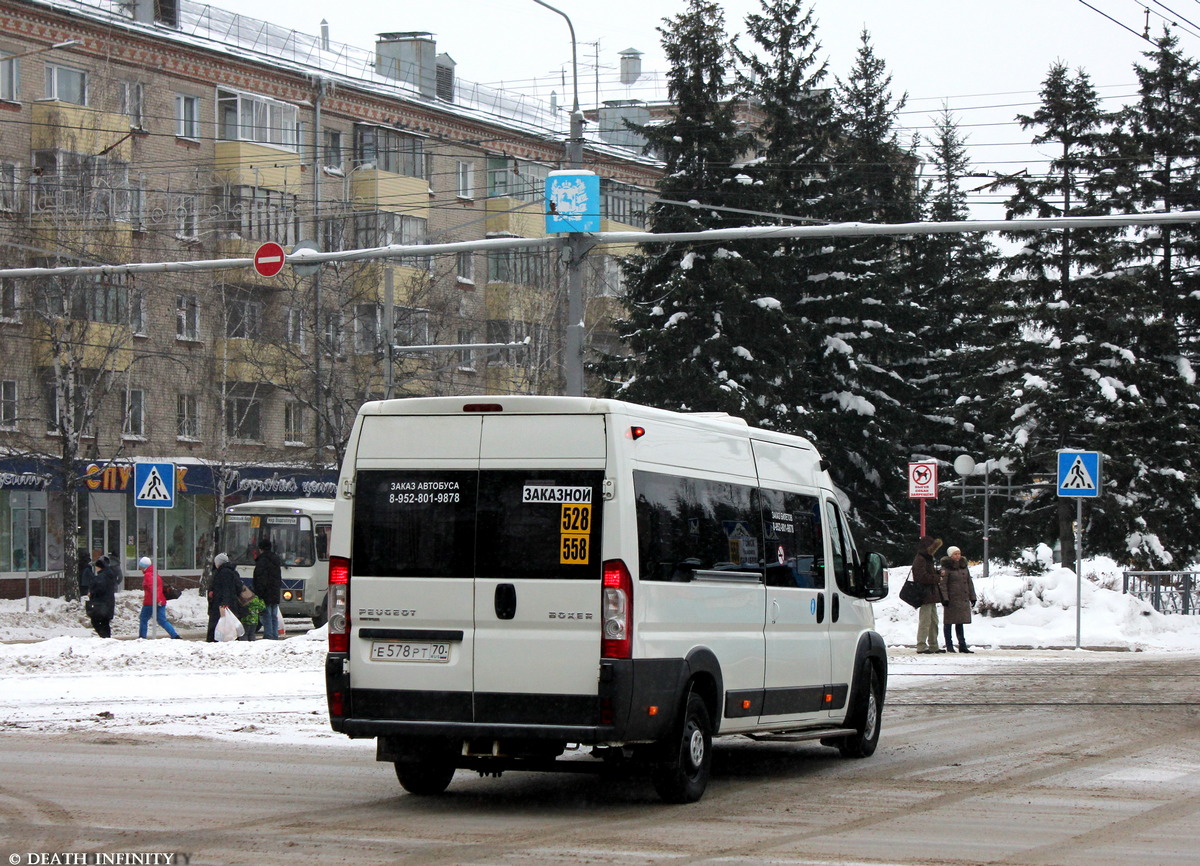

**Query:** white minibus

left=325, top=397, right=888, bottom=802
left=222, top=498, right=334, bottom=625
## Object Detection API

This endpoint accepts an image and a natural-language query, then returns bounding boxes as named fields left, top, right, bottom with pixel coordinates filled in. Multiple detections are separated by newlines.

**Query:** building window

left=1, top=380, right=16, bottom=429
left=216, top=89, right=297, bottom=150
left=0, top=51, right=19, bottom=101
left=130, top=289, right=146, bottom=335
left=353, top=303, right=380, bottom=355
left=226, top=186, right=299, bottom=244
left=284, top=402, right=305, bottom=445
left=176, top=94, right=199, bottom=139
left=457, top=328, right=475, bottom=370
left=285, top=307, right=306, bottom=351
left=175, top=194, right=198, bottom=240
left=0, top=162, right=17, bottom=211
left=456, top=251, right=474, bottom=285
left=323, top=129, right=343, bottom=171
left=323, top=310, right=343, bottom=357
left=456, top=161, right=474, bottom=199
left=487, top=320, right=545, bottom=365
left=120, top=81, right=144, bottom=127
left=226, top=292, right=263, bottom=339
left=176, top=294, right=200, bottom=341
left=46, top=376, right=97, bottom=437
left=225, top=389, right=262, bottom=442
left=123, top=389, right=145, bottom=438
left=44, top=63, right=86, bottom=105
left=177, top=393, right=199, bottom=439
left=354, top=212, right=427, bottom=268
left=1, top=278, right=18, bottom=322
left=354, top=125, right=425, bottom=178
left=488, top=249, right=550, bottom=287
left=487, top=155, right=551, bottom=203
left=601, top=179, right=649, bottom=229
left=31, top=151, right=130, bottom=221
left=393, top=306, right=430, bottom=348
left=37, top=273, right=130, bottom=325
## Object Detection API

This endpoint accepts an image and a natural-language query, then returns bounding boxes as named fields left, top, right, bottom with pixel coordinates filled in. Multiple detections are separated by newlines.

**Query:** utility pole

left=532, top=0, right=589, bottom=397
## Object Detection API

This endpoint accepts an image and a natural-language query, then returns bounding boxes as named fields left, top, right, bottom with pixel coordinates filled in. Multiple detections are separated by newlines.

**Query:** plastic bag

left=215, top=607, right=245, bottom=642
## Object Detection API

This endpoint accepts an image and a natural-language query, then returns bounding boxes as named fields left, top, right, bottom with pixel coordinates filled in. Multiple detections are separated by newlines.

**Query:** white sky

left=214, top=0, right=1186, bottom=218
left=2, top=555, right=1199, bottom=742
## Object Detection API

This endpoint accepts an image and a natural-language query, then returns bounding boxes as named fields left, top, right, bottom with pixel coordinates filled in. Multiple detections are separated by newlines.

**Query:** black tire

left=837, top=662, right=882, bottom=759
left=311, top=597, right=328, bottom=628
left=651, top=692, right=713, bottom=804
left=394, top=760, right=456, bottom=795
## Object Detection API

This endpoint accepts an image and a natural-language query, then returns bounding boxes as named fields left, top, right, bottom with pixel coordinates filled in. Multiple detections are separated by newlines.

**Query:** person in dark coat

left=252, top=538, right=284, bottom=640
left=206, top=552, right=244, bottom=642
left=77, top=552, right=95, bottom=599
left=912, top=535, right=944, bottom=654
left=87, top=555, right=121, bottom=638
left=940, top=546, right=977, bottom=653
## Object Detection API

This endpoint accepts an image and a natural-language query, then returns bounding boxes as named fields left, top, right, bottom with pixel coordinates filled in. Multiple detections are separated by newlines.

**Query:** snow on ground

left=2, top=556, right=1199, bottom=747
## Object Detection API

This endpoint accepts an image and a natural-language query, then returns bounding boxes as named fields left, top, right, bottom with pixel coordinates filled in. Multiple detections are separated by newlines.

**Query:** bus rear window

left=223, top=514, right=314, bottom=567
left=352, top=469, right=603, bottom=580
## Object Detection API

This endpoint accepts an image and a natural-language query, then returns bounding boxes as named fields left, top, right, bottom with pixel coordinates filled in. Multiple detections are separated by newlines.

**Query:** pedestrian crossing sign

left=1057, top=451, right=1101, bottom=498
left=134, top=461, right=176, bottom=508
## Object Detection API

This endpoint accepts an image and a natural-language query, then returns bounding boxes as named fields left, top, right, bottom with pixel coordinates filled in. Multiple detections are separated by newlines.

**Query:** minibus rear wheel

left=394, top=759, right=456, bottom=795
left=650, top=692, right=713, bottom=803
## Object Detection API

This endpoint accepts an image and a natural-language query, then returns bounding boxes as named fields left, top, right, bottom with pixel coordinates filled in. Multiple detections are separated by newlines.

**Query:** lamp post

left=530, top=0, right=588, bottom=397
left=953, top=454, right=1011, bottom=578
left=3, top=40, right=81, bottom=62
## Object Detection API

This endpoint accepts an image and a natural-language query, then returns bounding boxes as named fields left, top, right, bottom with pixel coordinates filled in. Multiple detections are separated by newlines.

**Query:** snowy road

left=3, top=651, right=1199, bottom=866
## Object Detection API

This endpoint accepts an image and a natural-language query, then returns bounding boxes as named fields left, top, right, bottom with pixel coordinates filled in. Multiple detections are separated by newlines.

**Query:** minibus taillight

left=328, top=555, right=350, bottom=654
left=601, top=560, right=633, bottom=659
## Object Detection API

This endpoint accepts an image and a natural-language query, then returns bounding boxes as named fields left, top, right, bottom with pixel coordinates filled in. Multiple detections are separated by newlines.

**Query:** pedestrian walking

left=940, top=546, right=977, bottom=653
left=252, top=538, right=283, bottom=640
left=137, top=556, right=181, bottom=640
left=86, top=554, right=121, bottom=638
left=912, top=535, right=944, bottom=654
left=206, top=552, right=245, bottom=642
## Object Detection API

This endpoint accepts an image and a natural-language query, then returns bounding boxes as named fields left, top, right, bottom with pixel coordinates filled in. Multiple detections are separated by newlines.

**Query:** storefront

left=0, top=457, right=337, bottom=582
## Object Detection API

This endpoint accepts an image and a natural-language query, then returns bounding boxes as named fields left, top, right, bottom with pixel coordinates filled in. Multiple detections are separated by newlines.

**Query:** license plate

left=369, top=641, right=451, bottom=663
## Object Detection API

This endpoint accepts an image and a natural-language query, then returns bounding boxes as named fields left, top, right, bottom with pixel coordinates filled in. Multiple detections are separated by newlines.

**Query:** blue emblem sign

left=1057, top=451, right=1101, bottom=498
left=545, top=170, right=600, bottom=233
left=134, top=461, right=176, bottom=508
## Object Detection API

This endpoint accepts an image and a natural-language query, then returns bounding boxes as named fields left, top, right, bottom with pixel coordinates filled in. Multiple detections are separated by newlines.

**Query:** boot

left=945, top=644, right=956, bottom=653
left=959, top=646, right=973, bottom=653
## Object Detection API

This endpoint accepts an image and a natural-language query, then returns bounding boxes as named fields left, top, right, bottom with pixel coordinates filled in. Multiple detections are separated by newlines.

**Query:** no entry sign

left=253, top=242, right=286, bottom=277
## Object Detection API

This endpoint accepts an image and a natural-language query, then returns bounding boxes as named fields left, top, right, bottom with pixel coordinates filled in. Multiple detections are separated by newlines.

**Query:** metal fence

left=1123, top=571, right=1200, bottom=615
left=0, top=572, right=67, bottom=600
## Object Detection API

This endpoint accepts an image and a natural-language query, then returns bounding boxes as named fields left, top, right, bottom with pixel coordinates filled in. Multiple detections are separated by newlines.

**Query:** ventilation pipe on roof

left=376, top=32, right=437, bottom=99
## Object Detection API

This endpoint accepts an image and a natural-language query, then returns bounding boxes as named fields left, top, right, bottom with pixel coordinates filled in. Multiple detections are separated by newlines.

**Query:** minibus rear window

left=353, top=471, right=478, bottom=577
left=352, top=469, right=603, bottom=580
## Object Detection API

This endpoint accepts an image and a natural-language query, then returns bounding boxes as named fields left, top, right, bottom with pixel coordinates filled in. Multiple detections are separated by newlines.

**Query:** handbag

left=898, top=575, right=924, bottom=609
left=237, top=585, right=255, bottom=605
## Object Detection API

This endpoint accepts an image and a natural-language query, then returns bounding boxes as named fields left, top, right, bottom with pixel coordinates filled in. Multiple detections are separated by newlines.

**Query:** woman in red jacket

left=138, top=556, right=181, bottom=639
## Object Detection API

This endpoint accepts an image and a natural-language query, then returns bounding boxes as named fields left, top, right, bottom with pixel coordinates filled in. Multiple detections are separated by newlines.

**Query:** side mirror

left=861, top=551, right=888, bottom=600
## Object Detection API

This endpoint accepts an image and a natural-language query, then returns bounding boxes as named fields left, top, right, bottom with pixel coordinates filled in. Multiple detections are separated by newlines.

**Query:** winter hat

left=947, top=546, right=961, bottom=556
left=138, top=556, right=152, bottom=569
left=214, top=552, right=230, bottom=568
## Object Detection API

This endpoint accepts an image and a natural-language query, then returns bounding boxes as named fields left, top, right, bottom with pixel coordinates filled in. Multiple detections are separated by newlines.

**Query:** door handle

left=494, top=583, right=517, bottom=620
left=770, top=598, right=779, bottom=624
left=816, top=593, right=825, bottom=623
left=831, top=592, right=840, bottom=622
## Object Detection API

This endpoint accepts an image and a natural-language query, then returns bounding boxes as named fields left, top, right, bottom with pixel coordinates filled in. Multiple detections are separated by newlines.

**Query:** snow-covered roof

left=23, top=0, right=661, bottom=170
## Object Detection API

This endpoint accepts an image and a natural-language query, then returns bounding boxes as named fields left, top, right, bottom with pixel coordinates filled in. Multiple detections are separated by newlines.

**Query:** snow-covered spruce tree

left=734, top=0, right=840, bottom=432
left=907, top=108, right=1001, bottom=549
left=600, top=0, right=794, bottom=424
left=1091, top=31, right=1200, bottom=566
left=992, top=62, right=1138, bottom=569
left=787, top=31, right=924, bottom=554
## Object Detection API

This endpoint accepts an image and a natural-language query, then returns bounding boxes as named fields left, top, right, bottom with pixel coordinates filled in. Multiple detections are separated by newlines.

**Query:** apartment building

left=0, top=0, right=659, bottom=589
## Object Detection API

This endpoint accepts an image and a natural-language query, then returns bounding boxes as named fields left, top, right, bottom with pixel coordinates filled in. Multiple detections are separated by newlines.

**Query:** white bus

left=222, top=498, right=334, bottom=625
left=325, top=397, right=888, bottom=803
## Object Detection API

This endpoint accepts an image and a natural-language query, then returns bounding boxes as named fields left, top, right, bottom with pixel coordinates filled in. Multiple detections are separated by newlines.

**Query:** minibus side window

left=824, top=501, right=850, bottom=590
left=634, top=470, right=761, bottom=582
left=760, top=489, right=824, bottom=589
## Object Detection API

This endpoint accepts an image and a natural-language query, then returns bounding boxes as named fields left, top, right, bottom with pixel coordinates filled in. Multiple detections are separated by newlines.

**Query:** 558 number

left=560, top=535, right=590, bottom=564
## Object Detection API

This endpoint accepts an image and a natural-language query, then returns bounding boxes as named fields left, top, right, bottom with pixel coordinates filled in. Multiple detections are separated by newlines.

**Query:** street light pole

left=530, top=0, right=588, bottom=396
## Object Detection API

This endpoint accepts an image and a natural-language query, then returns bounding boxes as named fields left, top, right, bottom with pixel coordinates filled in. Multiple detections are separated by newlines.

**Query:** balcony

left=31, top=320, right=134, bottom=371
left=214, top=142, right=306, bottom=194
left=485, top=196, right=547, bottom=239
left=32, top=102, right=132, bottom=160
left=350, top=169, right=430, bottom=219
